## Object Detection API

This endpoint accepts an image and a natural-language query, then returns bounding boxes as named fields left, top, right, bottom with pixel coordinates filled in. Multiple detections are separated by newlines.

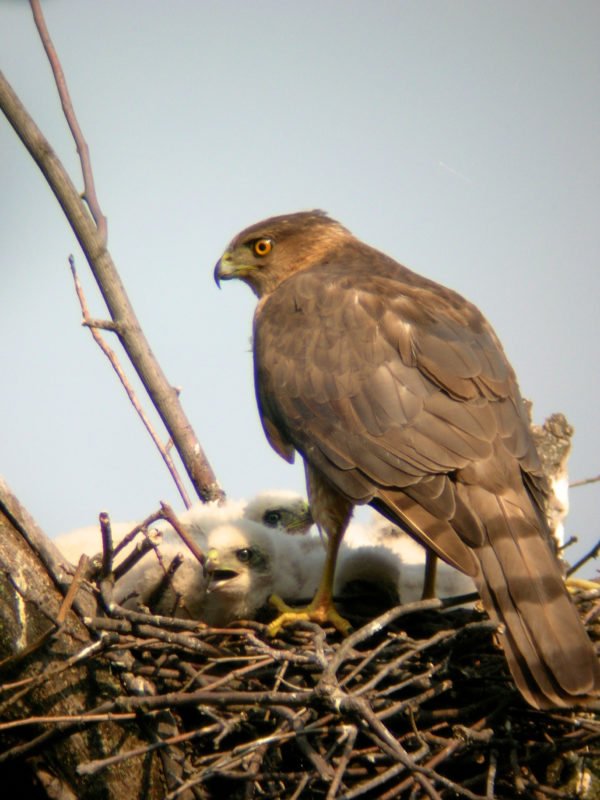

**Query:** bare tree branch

left=70, top=257, right=192, bottom=507
left=0, top=64, right=224, bottom=504
left=566, top=536, right=600, bottom=578
left=159, top=501, right=205, bottom=566
left=29, top=0, right=107, bottom=243
left=571, top=474, right=600, bottom=488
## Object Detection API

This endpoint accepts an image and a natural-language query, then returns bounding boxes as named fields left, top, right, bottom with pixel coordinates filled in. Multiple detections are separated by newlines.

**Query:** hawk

left=214, top=210, right=600, bottom=708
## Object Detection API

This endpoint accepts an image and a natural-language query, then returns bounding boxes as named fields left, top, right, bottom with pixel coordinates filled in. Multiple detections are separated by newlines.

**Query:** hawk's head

left=214, top=210, right=350, bottom=297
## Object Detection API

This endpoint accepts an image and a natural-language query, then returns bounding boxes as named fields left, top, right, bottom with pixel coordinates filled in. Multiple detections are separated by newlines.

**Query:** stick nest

left=3, top=577, right=600, bottom=799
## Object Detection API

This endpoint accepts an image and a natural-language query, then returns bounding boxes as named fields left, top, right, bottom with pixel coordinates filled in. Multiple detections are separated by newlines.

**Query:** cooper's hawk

left=214, top=210, right=600, bottom=709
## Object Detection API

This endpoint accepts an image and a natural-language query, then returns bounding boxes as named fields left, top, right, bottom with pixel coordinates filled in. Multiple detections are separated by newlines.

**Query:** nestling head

left=202, top=521, right=275, bottom=625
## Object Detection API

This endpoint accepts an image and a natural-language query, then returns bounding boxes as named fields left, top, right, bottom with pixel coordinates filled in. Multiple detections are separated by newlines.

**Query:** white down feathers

left=55, top=491, right=475, bottom=625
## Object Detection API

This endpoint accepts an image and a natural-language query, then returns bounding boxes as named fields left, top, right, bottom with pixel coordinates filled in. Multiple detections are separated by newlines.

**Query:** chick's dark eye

left=263, top=510, right=282, bottom=526
left=253, top=238, right=273, bottom=257
left=236, top=548, right=252, bottom=563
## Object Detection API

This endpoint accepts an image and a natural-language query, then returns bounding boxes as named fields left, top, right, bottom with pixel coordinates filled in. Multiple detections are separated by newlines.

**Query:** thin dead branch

left=69, top=258, right=192, bottom=507
left=160, top=501, right=205, bottom=566
left=570, top=474, right=600, bottom=488
left=0, top=32, right=223, bottom=504
left=566, top=536, right=600, bottom=578
left=29, top=0, right=107, bottom=242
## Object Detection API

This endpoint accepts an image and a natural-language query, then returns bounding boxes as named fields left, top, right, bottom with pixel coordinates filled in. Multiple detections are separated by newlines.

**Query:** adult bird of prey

left=214, top=209, right=600, bottom=709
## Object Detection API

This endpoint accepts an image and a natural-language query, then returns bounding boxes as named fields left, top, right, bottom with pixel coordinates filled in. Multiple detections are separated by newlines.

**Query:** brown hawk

left=214, top=210, right=600, bottom=709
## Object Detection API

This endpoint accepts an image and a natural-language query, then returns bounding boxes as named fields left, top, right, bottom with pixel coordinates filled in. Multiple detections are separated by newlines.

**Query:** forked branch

left=0, top=10, right=224, bottom=504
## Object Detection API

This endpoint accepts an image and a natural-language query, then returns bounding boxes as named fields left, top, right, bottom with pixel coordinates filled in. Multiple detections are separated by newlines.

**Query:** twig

left=77, top=722, right=221, bottom=776
left=99, top=511, right=113, bottom=577
left=377, top=680, right=453, bottom=720
left=160, top=501, right=205, bottom=566
left=110, top=687, right=312, bottom=715
left=570, top=474, right=600, bottom=488
left=566, top=536, right=600, bottom=577
left=350, top=629, right=456, bottom=696
left=274, top=706, right=334, bottom=780
left=379, top=708, right=502, bottom=799
left=56, top=554, right=89, bottom=624
left=29, top=0, right=107, bottom=243
left=326, top=725, right=357, bottom=800
left=85, top=607, right=208, bottom=635
left=113, top=532, right=163, bottom=581
left=112, top=508, right=166, bottom=558
left=0, top=711, right=138, bottom=732
left=486, top=749, right=498, bottom=799
left=289, top=774, right=311, bottom=800
left=559, top=535, right=577, bottom=553
left=145, top=553, right=184, bottom=612
left=342, top=760, right=417, bottom=800
left=325, top=598, right=443, bottom=677
left=347, top=696, right=487, bottom=800
left=0, top=67, right=224, bottom=503
left=187, top=656, right=274, bottom=693
left=70, top=259, right=192, bottom=508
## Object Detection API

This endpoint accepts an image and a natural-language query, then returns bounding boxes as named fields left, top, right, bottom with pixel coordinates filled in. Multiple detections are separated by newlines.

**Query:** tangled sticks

left=2, top=566, right=599, bottom=799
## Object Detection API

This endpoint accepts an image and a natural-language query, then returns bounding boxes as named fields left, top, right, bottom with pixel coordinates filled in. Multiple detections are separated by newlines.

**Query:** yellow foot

left=566, top=577, right=600, bottom=593
left=267, top=593, right=352, bottom=637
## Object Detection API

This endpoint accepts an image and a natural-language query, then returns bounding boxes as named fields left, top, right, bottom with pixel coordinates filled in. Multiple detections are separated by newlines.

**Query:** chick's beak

left=287, top=505, right=314, bottom=534
left=205, top=548, right=220, bottom=574
left=205, top=548, right=239, bottom=591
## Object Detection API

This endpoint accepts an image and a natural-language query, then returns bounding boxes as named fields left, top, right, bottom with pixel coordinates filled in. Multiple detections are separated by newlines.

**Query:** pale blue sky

left=1, top=2, right=599, bottom=569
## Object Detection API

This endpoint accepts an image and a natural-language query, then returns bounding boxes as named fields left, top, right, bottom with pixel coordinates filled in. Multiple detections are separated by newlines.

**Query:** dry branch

left=30, top=0, right=107, bottom=243
left=70, top=257, right=192, bottom=507
left=571, top=475, right=600, bottom=489
left=0, top=31, right=223, bottom=504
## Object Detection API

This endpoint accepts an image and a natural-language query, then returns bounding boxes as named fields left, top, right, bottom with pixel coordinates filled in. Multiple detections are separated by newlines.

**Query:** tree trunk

left=0, top=480, right=167, bottom=799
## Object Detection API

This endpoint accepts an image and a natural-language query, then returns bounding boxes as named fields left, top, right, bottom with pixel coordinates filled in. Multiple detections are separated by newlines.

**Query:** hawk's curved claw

left=267, top=593, right=352, bottom=637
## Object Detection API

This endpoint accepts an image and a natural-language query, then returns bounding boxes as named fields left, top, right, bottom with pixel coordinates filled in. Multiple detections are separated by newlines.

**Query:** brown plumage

left=214, top=210, right=600, bottom=709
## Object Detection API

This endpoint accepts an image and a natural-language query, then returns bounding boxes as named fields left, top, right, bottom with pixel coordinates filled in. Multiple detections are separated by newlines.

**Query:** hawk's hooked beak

left=214, top=252, right=237, bottom=288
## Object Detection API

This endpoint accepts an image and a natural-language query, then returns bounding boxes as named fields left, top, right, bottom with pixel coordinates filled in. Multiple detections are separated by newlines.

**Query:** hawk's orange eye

left=253, top=238, right=272, bottom=257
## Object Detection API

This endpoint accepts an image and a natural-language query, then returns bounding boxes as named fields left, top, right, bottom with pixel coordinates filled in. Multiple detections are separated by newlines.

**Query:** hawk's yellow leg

left=421, top=550, right=438, bottom=599
left=267, top=525, right=351, bottom=637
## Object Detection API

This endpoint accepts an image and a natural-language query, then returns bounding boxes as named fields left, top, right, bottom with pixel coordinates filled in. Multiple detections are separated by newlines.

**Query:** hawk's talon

left=267, top=593, right=352, bottom=637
